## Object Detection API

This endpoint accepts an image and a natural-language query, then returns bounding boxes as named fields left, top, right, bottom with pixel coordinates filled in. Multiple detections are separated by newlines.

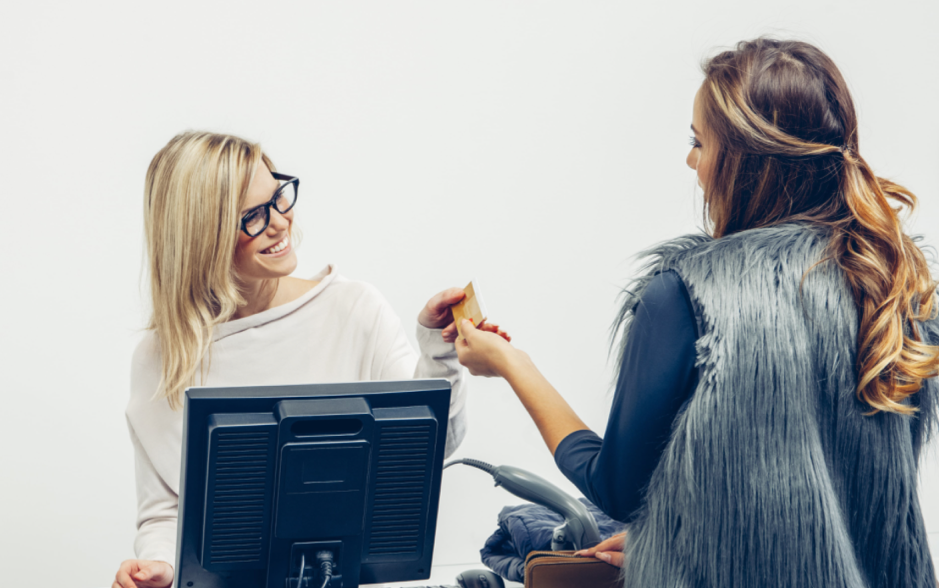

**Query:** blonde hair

left=700, top=39, right=938, bottom=414
left=144, top=131, right=274, bottom=409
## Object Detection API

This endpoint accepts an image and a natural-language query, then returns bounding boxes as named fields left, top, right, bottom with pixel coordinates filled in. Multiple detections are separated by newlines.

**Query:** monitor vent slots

left=367, top=424, right=432, bottom=555
left=208, top=430, right=272, bottom=565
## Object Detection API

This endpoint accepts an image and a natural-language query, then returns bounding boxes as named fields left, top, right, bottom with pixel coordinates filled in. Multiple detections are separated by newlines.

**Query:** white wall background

left=0, top=1, right=936, bottom=586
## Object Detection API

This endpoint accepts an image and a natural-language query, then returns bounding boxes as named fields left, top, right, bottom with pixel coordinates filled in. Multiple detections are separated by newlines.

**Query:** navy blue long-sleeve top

left=553, top=270, right=700, bottom=522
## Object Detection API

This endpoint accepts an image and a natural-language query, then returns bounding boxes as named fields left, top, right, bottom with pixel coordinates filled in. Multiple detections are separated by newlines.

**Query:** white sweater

left=125, top=265, right=467, bottom=567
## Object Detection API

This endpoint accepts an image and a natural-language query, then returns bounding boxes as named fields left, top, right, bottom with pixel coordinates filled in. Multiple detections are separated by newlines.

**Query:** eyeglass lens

left=243, top=182, right=297, bottom=236
left=243, top=208, right=268, bottom=237
left=273, top=182, right=297, bottom=214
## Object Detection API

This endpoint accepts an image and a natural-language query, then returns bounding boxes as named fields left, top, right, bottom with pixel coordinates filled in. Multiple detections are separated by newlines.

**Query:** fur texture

left=615, top=223, right=938, bottom=588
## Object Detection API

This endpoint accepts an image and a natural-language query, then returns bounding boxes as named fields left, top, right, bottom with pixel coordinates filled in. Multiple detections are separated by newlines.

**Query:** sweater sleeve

left=369, top=291, right=467, bottom=458
left=128, top=418, right=179, bottom=568
left=413, top=324, right=468, bottom=458
left=553, top=270, right=698, bottom=522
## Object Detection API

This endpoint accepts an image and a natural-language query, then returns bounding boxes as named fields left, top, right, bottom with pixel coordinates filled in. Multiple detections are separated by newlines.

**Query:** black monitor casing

left=174, top=379, right=451, bottom=588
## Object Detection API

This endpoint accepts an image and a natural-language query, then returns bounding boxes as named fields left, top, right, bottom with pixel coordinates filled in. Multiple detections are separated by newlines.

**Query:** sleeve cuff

left=135, top=518, right=178, bottom=569
left=415, top=323, right=457, bottom=359
left=554, top=429, right=603, bottom=471
left=136, top=542, right=175, bottom=568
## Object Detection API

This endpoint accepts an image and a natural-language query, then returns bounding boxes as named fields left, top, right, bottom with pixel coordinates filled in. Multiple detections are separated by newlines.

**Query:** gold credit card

left=452, top=279, right=488, bottom=328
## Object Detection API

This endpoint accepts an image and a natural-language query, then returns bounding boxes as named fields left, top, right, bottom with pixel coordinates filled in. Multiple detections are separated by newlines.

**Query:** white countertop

left=98, top=564, right=520, bottom=588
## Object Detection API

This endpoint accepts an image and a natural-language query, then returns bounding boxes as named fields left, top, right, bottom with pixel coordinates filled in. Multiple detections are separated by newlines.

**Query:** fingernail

left=573, top=550, right=586, bottom=556
left=596, top=552, right=611, bottom=562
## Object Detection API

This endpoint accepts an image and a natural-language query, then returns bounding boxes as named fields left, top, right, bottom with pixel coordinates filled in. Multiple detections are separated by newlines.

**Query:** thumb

left=440, top=287, right=467, bottom=306
left=134, top=568, right=151, bottom=581
left=430, top=288, right=465, bottom=314
left=595, top=550, right=625, bottom=568
left=456, top=318, right=476, bottom=339
left=153, top=562, right=175, bottom=583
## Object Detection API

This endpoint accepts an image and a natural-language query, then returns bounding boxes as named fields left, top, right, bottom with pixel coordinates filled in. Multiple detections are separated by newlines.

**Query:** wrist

left=415, top=320, right=439, bottom=332
left=416, top=314, right=432, bottom=330
left=498, top=349, right=534, bottom=381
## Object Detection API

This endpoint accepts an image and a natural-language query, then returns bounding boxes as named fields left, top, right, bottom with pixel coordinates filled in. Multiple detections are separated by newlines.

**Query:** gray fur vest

left=617, top=224, right=938, bottom=588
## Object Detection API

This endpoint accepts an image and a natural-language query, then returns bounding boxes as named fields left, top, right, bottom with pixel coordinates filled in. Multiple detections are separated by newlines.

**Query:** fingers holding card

left=447, top=280, right=511, bottom=343
left=451, top=279, right=487, bottom=328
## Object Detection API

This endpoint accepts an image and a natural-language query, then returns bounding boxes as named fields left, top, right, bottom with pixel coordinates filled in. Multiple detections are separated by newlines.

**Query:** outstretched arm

left=372, top=287, right=508, bottom=457
left=455, top=319, right=590, bottom=454
left=457, top=271, right=698, bottom=520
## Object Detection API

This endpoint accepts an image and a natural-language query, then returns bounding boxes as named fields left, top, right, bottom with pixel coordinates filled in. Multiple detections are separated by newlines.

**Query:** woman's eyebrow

left=239, top=184, right=279, bottom=214
left=690, top=124, right=700, bottom=135
left=239, top=201, right=263, bottom=215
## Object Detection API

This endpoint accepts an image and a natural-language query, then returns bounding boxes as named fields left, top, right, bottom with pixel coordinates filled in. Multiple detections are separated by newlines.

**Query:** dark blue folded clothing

left=479, top=499, right=623, bottom=582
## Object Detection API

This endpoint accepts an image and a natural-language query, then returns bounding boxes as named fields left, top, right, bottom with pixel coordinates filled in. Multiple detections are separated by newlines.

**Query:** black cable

left=442, top=458, right=495, bottom=474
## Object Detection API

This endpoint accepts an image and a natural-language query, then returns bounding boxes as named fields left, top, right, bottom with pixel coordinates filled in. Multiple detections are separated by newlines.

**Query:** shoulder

left=652, top=223, right=828, bottom=268
left=646, top=224, right=831, bottom=293
left=616, top=268, right=696, bottom=337
left=129, top=331, right=161, bottom=397
left=618, top=225, right=827, bottom=331
left=312, top=275, right=404, bottom=337
left=640, top=271, right=689, bottom=305
left=126, top=330, right=171, bottom=420
left=319, top=275, right=393, bottom=313
left=633, top=271, right=697, bottom=332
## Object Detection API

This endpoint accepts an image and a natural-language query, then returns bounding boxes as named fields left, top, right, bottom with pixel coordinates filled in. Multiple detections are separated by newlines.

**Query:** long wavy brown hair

left=699, top=38, right=937, bottom=414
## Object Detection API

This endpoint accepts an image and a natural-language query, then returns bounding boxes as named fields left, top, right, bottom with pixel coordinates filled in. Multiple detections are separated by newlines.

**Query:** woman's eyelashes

left=689, top=136, right=701, bottom=148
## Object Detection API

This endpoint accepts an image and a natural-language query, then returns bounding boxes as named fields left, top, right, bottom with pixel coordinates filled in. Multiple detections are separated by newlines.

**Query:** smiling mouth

left=261, top=235, right=290, bottom=255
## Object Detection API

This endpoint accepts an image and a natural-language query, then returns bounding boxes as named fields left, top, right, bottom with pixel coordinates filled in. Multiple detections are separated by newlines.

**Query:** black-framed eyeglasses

left=239, top=172, right=300, bottom=237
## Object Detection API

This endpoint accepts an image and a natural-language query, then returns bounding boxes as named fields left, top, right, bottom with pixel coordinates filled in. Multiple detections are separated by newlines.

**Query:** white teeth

left=264, top=236, right=289, bottom=254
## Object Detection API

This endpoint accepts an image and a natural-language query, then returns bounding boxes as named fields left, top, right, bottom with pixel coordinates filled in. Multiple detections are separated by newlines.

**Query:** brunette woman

left=456, top=38, right=938, bottom=588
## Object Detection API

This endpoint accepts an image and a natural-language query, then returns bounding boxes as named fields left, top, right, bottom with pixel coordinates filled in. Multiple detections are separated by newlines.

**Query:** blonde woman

left=112, top=132, right=504, bottom=588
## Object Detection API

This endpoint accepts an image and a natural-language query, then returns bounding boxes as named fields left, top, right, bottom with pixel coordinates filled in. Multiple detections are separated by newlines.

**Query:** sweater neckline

left=213, top=264, right=337, bottom=342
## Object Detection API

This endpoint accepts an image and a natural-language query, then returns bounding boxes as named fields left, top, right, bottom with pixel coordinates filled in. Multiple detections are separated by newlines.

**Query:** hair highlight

left=699, top=38, right=937, bottom=414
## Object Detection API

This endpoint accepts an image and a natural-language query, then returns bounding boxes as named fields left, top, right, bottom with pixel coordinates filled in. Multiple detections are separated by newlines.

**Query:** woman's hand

left=113, top=559, right=174, bottom=588
left=419, top=288, right=510, bottom=344
left=455, top=319, right=521, bottom=378
left=574, top=532, right=626, bottom=568
left=418, top=287, right=466, bottom=331
left=456, top=318, right=591, bottom=452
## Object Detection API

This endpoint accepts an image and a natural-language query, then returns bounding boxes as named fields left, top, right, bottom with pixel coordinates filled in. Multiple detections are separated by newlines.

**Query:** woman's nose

left=267, top=208, right=291, bottom=233
left=686, top=149, right=698, bottom=170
